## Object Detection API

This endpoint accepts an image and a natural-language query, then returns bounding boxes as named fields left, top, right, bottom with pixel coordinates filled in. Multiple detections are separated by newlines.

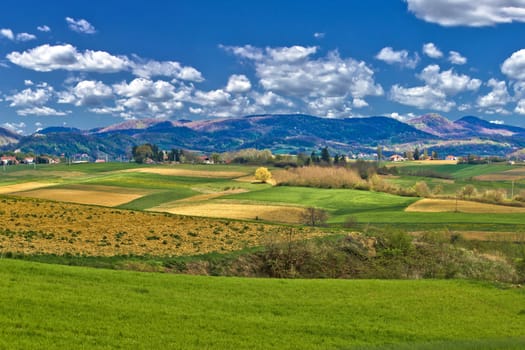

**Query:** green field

left=1, top=259, right=524, bottom=349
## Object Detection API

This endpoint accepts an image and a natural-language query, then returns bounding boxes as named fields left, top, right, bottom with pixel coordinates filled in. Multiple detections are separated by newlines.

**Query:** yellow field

left=151, top=202, right=305, bottom=224
left=406, top=198, right=525, bottom=213
left=0, top=196, right=322, bottom=257
left=0, top=182, right=57, bottom=194
left=13, top=185, right=151, bottom=207
left=120, top=167, right=247, bottom=178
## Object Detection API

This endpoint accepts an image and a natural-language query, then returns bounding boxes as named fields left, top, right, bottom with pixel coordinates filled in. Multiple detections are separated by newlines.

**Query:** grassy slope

left=221, top=186, right=525, bottom=226
left=1, top=259, right=524, bottom=349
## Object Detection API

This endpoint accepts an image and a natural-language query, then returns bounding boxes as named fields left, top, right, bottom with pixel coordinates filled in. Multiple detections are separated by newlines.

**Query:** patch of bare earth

left=152, top=202, right=305, bottom=224
left=0, top=182, right=56, bottom=194
left=12, top=185, right=151, bottom=207
left=119, top=167, right=247, bottom=178
left=405, top=198, right=525, bottom=213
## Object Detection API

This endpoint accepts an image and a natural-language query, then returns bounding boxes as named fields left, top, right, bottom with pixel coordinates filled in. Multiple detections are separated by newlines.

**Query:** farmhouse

left=389, top=154, right=405, bottom=162
left=1, top=156, right=18, bottom=165
left=446, top=155, right=457, bottom=161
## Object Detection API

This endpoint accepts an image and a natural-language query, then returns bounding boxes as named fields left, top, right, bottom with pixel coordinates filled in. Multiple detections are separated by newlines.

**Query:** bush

left=254, top=167, right=272, bottom=183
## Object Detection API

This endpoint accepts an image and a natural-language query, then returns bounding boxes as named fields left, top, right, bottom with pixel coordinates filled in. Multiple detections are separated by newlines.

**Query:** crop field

left=0, top=196, right=322, bottom=257
left=0, top=181, right=56, bottom=194
left=1, top=259, right=524, bottom=349
left=406, top=198, right=525, bottom=213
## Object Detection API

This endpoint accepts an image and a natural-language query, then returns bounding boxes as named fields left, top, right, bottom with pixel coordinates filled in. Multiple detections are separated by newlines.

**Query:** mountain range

left=1, top=114, right=524, bottom=159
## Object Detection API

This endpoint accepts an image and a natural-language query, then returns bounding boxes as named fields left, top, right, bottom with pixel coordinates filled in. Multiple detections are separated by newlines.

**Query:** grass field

left=0, top=259, right=524, bottom=349
left=406, top=198, right=525, bottom=213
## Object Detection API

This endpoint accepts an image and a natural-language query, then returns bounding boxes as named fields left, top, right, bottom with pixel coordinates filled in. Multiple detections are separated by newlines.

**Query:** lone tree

left=300, top=207, right=328, bottom=227
left=255, top=167, right=272, bottom=183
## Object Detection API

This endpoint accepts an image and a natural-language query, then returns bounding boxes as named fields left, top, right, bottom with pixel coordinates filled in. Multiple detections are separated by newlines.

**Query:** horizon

left=2, top=1, right=525, bottom=134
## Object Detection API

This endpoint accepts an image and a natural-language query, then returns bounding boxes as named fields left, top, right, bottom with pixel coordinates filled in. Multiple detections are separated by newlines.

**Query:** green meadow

left=1, top=259, right=524, bottom=350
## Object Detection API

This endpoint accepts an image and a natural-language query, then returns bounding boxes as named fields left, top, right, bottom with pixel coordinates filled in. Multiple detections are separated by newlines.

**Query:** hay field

left=0, top=197, right=322, bottom=257
left=151, top=202, right=305, bottom=224
left=0, top=182, right=56, bottom=194
left=406, top=198, right=525, bottom=214
left=13, top=184, right=151, bottom=207
left=120, top=167, right=247, bottom=178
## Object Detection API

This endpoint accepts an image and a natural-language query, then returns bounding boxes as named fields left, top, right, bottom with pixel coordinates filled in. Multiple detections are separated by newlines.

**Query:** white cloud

left=387, top=112, right=416, bottom=121
left=37, top=25, right=51, bottom=32
left=390, top=84, right=455, bottom=111
left=448, top=51, right=467, bottom=65
left=58, top=80, right=113, bottom=107
left=2, top=122, right=26, bottom=134
left=189, top=107, right=203, bottom=114
left=266, top=46, right=318, bottom=62
left=24, top=80, right=34, bottom=86
left=0, top=28, right=14, bottom=40
left=314, top=32, right=325, bottom=39
left=66, top=17, right=96, bottom=34
left=194, top=89, right=231, bottom=107
left=489, top=119, right=505, bottom=124
left=423, top=43, right=443, bottom=59
left=375, top=47, right=419, bottom=68
left=418, top=64, right=481, bottom=95
left=252, top=91, right=294, bottom=108
left=7, top=44, right=130, bottom=73
left=223, top=44, right=383, bottom=117
left=17, top=106, right=70, bottom=116
left=16, top=33, right=36, bottom=41
left=131, top=59, right=204, bottom=82
left=477, top=79, right=511, bottom=109
left=225, top=74, right=252, bottom=93
left=0, top=29, right=35, bottom=42
left=5, top=87, right=53, bottom=107
left=352, top=98, right=369, bottom=108
left=502, top=49, right=525, bottom=80
left=406, top=0, right=525, bottom=27
left=515, top=99, right=525, bottom=114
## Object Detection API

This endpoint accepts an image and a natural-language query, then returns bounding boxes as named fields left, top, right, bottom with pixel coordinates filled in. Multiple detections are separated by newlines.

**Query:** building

left=389, top=154, right=405, bottom=162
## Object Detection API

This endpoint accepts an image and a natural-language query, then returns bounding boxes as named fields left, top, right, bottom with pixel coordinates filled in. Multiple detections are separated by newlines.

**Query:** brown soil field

left=474, top=167, right=525, bottom=181
left=0, top=196, right=322, bottom=257
left=120, top=167, right=247, bottom=178
left=411, top=230, right=525, bottom=242
left=13, top=184, right=151, bottom=207
left=5, top=170, right=86, bottom=178
left=0, top=182, right=57, bottom=194
left=406, top=198, right=525, bottom=213
left=151, top=202, right=306, bottom=224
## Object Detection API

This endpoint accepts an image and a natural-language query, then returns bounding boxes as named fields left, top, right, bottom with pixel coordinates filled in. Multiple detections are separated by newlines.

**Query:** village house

left=1, top=156, right=18, bottom=165
left=389, top=154, right=405, bottom=162
left=446, top=155, right=457, bottom=161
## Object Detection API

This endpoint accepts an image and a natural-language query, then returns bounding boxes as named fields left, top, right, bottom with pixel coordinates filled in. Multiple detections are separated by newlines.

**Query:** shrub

left=254, top=167, right=272, bottom=183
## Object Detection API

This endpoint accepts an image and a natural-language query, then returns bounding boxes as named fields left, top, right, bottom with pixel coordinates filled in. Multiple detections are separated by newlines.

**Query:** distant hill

left=2, top=114, right=524, bottom=158
left=407, top=113, right=468, bottom=138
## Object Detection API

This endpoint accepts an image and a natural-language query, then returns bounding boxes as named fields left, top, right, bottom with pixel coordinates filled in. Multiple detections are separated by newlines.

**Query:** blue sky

left=2, top=0, right=525, bottom=134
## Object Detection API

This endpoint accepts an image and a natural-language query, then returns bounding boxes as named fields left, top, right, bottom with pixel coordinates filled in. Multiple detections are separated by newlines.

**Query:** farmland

left=1, top=259, right=524, bottom=350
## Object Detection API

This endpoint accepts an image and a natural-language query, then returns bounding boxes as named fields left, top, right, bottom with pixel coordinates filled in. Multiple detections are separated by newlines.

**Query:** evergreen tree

left=321, top=147, right=331, bottom=164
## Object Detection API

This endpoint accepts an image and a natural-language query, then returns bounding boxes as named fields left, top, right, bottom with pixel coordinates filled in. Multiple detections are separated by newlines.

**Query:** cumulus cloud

left=418, top=64, right=481, bottom=95
left=222, top=44, right=383, bottom=117
left=66, top=17, right=96, bottom=34
left=5, top=86, right=53, bottom=107
left=131, top=59, right=204, bottom=82
left=225, top=74, right=252, bottom=93
left=448, top=51, right=467, bottom=65
left=390, top=84, right=455, bottom=111
left=16, top=33, right=36, bottom=41
left=0, top=28, right=14, bottom=40
left=58, top=80, right=113, bottom=107
left=7, top=44, right=130, bottom=73
left=1, top=122, right=26, bottom=134
left=423, top=43, right=443, bottom=59
left=37, top=25, right=51, bottom=32
left=406, top=0, right=525, bottom=27
left=313, top=32, right=325, bottom=39
left=7, top=44, right=204, bottom=83
left=375, top=47, right=419, bottom=68
left=17, top=106, right=70, bottom=116
left=502, top=49, right=525, bottom=80
left=0, top=28, right=36, bottom=42
left=477, top=79, right=511, bottom=111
